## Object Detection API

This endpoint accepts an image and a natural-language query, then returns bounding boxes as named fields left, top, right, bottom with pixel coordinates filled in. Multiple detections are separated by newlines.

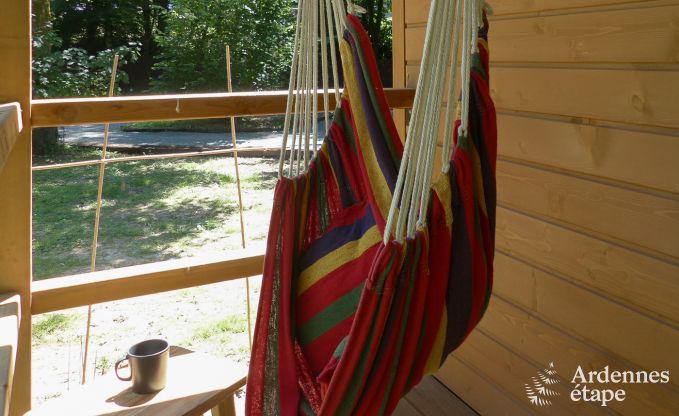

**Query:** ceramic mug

left=115, top=339, right=169, bottom=394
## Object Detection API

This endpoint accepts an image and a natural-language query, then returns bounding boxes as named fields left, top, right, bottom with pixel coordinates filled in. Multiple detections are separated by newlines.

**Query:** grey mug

left=115, top=339, right=169, bottom=394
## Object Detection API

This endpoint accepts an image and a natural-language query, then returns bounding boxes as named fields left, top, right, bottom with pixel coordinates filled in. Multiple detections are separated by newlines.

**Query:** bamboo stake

left=31, top=147, right=280, bottom=171
left=225, top=45, right=252, bottom=349
left=82, top=54, right=119, bottom=385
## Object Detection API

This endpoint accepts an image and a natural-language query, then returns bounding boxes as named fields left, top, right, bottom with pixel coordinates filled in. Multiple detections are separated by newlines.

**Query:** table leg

left=211, top=394, right=237, bottom=416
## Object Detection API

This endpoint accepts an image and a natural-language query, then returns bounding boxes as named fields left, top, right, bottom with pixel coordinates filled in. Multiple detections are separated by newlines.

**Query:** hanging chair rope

left=384, top=0, right=488, bottom=244
left=278, top=0, right=349, bottom=178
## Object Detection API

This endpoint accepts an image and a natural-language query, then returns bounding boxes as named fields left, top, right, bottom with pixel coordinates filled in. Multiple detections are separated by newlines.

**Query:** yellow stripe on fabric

left=471, top=145, right=487, bottom=217
left=424, top=307, right=448, bottom=375
left=431, top=174, right=454, bottom=228
left=339, top=40, right=393, bottom=223
left=297, top=225, right=381, bottom=295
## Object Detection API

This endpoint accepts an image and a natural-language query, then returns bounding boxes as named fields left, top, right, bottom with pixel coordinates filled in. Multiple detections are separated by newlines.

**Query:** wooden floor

left=395, top=376, right=478, bottom=416
left=230, top=376, right=477, bottom=415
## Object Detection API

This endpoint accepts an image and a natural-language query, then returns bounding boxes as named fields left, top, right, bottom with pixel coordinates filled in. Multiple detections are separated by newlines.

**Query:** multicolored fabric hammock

left=246, top=9, right=496, bottom=416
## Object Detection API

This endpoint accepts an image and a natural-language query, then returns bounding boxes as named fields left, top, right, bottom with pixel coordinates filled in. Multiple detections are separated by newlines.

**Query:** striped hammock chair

left=246, top=0, right=496, bottom=414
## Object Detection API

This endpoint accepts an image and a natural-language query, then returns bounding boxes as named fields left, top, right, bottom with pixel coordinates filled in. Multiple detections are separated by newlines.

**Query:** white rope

left=441, top=0, right=463, bottom=174
left=325, top=0, right=341, bottom=105
left=312, top=0, right=319, bottom=155
left=385, top=0, right=483, bottom=243
left=278, top=0, right=304, bottom=177
left=320, top=0, right=330, bottom=134
left=299, top=0, right=312, bottom=174
left=416, top=0, right=457, bottom=230
left=385, top=0, right=440, bottom=243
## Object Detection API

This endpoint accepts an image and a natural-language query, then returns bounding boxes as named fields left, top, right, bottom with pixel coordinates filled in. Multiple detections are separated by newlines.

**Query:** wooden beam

left=31, top=252, right=265, bottom=315
left=30, top=88, right=416, bottom=127
left=0, top=294, right=20, bottom=416
left=0, top=103, right=22, bottom=174
left=0, top=0, right=32, bottom=413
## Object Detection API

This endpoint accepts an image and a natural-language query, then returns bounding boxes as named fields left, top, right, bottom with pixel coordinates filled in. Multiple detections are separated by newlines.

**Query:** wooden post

left=0, top=0, right=33, bottom=414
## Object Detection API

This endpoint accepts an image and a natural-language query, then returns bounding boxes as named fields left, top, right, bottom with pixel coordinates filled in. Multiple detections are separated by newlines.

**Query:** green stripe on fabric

left=337, top=248, right=401, bottom=415
left=379, top=238, right=422, bottom=415
left=316, top=155, right=330, bottom=233
left=299, top=283, right=364, bottom=346
left=300, top=399, right=316, bottom=416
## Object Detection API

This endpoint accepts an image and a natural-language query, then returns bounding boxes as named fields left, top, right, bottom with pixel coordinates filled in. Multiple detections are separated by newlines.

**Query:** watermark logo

left=524, top=362, right=561, bottom=406
left=524, top=362, right=671, bottom=407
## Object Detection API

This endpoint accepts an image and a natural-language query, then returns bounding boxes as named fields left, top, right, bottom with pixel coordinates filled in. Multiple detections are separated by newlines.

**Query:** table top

left=30, top=347, right=247, bottom=416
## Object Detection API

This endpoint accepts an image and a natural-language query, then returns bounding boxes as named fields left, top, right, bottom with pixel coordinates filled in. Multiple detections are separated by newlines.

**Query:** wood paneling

left=493, top=253, right=679, bottom=387
left=399, top=1, right=679, bottom=414
left=405, top=0, right=659, bottom=24
left=0, top=0, right=32, bottom=414
left=496, top=160, right=679, bottom=259
left=479, top=296, right=679, bottom=415
left=490, top=67, right=679, bottom=129
left=497, top=113, right=679, bottom=194
left=406, top=3, right=679, bottom=63
left=452, top=329, right=602, bottom=415
left=496, top=207, right=679, bottom=322
left=406, top=65, right=679, bottom=129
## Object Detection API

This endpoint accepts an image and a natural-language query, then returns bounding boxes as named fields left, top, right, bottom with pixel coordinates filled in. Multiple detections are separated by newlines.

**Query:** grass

left=193, top=315, right=248, bottom=341
left=33, top=146, right=277, bottom=279
left=33, top=313, right=76, bottom=341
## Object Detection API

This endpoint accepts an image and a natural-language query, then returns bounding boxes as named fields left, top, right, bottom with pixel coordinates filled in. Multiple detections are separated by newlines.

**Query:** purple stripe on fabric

left=344, top=31, right=399, bottom=191
left=299, top=204, right=376, bottom=270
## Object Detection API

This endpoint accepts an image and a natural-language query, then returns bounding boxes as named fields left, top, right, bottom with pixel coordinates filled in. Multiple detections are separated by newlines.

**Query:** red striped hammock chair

left=246, top=4, right=496, bottom=416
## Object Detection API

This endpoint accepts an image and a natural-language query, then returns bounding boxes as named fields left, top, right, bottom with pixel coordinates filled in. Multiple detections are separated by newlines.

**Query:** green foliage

left=32, top=25, right=139, bottom=98
left=354, top=0, right=392, bottom=63
left=50, top=0, right=170, bottom=91
left=152, top=0, right=295, bottom=92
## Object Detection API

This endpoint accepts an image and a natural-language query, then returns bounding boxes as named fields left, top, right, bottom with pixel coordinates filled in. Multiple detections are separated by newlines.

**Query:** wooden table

left=30, top=347, right=247, bottom=416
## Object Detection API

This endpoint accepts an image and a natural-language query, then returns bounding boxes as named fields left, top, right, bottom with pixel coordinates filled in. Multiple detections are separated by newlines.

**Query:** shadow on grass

left=33, top=157, right=238, bottom=280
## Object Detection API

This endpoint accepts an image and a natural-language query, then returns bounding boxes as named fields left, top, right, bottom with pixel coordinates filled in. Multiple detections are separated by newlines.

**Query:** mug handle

left=115, top=357, right=132, bottom=381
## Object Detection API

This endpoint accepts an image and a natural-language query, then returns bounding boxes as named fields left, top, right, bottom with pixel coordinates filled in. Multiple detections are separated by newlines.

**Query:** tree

left=152, top=0, right=295, bottom=93
left=354, top=0, right=392, bottom=83
left=50, top=0, right=169, bottom=91
left=32, top=0, right=139, bottom=154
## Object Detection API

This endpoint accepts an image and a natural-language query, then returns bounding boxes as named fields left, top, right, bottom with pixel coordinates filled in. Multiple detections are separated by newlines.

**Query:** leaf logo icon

left=525, top=362, right=561, bottom=406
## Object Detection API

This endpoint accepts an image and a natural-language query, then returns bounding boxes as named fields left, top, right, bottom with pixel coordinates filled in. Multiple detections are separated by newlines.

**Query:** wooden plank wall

left=393, top=0, right=679, bottom=414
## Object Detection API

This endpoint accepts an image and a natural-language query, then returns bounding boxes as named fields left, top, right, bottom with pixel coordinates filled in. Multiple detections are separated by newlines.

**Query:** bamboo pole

left=226, top=45, right=253, bottom=349
left=31, top=147, right=281, bottom=171
left=82, top=54, right=119, bottom=385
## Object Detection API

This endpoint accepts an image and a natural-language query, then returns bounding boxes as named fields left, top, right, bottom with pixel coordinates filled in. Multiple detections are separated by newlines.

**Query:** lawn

left=32, top=145, right=278, bottom=404
left=33, top=145, right=278, bottom=279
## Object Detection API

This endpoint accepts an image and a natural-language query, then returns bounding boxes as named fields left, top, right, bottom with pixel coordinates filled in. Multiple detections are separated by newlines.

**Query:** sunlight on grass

left=33, top=313, right=76, bottom=341
left=193, top=314, right=247, bottom=341
left=32, top=149, right=277, bottom=280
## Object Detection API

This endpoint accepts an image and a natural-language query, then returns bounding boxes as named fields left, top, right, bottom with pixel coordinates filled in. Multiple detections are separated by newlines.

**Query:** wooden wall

left=393, top=0, right=679, bottom=414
